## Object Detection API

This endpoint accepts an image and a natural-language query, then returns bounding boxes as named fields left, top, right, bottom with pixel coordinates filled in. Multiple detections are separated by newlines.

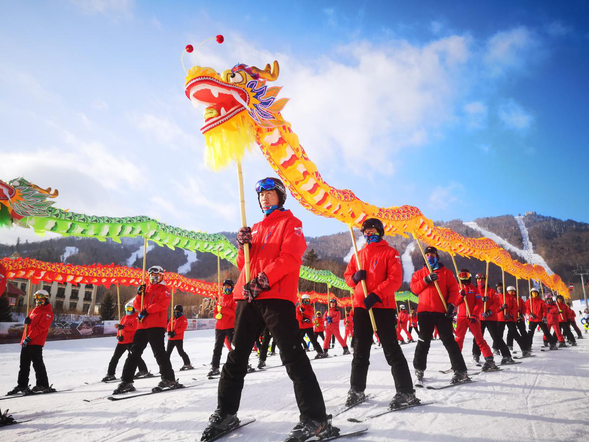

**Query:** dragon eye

left=228, top=72, right=244, bottom=84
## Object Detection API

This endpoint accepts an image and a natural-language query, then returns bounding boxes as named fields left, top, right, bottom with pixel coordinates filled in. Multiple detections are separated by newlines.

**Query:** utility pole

left=572, top=267, right=589, bottom=310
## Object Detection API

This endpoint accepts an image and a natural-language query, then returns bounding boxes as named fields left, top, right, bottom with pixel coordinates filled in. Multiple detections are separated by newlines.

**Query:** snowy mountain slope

left=1, top=328, right=587, bottom=441
left=60, top=246, right=79, bottom=262
left=178, top=250, right=198, bottom=275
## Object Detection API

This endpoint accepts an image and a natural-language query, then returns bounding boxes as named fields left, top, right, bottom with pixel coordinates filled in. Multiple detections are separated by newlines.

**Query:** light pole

left=572, top=267, right=589, bottom=310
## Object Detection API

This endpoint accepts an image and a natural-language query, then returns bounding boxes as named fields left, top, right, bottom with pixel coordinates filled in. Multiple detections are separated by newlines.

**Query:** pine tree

left=0, top=294, right=13, bottom=322
left=303, top=249, right=319, bottom=267
left=99, top=293, right=116, bottom=321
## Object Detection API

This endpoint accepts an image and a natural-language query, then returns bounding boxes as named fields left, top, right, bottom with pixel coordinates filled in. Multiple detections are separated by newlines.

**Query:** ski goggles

left=458, top=272, right=471, bottom=280
left=255, top=178, right=278, bottom=193
left=148, top=266, right=164, bottom=274
left=125, top=305, right=134, bottom=313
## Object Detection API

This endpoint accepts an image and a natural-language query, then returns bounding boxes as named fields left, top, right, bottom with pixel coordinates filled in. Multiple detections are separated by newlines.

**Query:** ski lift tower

left=572, top=266, right=589, bottom=309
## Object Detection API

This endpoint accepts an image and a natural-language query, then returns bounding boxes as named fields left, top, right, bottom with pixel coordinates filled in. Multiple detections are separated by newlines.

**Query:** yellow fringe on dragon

left=184, top=59, right=568, bottom=297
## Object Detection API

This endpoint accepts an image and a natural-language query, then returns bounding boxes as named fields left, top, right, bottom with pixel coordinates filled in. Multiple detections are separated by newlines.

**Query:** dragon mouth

left=185, top=77, right=249, bottom=133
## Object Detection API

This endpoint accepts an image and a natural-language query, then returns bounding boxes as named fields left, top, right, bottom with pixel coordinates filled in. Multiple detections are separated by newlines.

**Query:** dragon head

left=0, top=178, right=58, bottom=225
left=185, top=61, right=289, bottom=170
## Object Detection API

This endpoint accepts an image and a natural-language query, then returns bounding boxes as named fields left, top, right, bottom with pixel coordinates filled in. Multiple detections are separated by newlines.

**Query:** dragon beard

left=203, top=112, right=257, bottom=171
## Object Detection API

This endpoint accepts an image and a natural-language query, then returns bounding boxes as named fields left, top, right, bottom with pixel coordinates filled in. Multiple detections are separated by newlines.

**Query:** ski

left=426, top=380, right=476, bottom=390
left=303, top=427, right=369, bottom=441
left=513, top=355, right=536, bottom=359
left=107, top=384, right=195, bottom=401
left=200, top=418, right=256, bottom=441
left=347, top=401, right=435, bottom=423
left=1, top=418, right=33, bottom=426
left=501, top=360, right=522, bottom=365
left=331, top=394, right=374, bottom=417
left=1, top=387, right=72, bottom=401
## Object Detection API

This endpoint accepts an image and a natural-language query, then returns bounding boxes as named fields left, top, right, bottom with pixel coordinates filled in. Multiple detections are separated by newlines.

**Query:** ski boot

left=180, top=364, right=194, bottom=371
left=257, top=360, right=266, bottom=370
left=345, top=388, right=366, bottom=407
left=415, top=369, right=424, bottom=383
left=155, top=379, right=184, bottom=391
left=558, top=341, right=568, bottom=348
left=507, top=346, right=513, bottom=352
left=570, top=341, right=578, bottom=347
left=134, top=370, right=151, bottom=379
left=286, top=414, right=339, bottom=441
left=6, top=385, right=31, bottom=396
left=113, top=381, right=136, bottom=394
left=482, top=356, right=498, bottom=371
left=451, top=370, right=471, bottom=384
left=549, top=342, right=558, bottom=350
left=389, top=392, right=420, bottom=409
left=521, top=350, right=532, bottom=357
left=342, top=346, right=351, bottom=355
left=493, top=348, right=501, bottom=356
left=246, top=364, right=256, bottom=373
left=208, top=366, right=220, bottom=377
left=501, top=356, right=517, bottom=365
left=472, top=354, right=480, bottom=364
left=269, top=351, right=276, bottom=356
left=315, top=350, right=328, bottom=359
left=101, top=374, right=117, bottom=382
left=201, top=410, right=240, bottom=441
left=31, top=385, right=56, bottom=394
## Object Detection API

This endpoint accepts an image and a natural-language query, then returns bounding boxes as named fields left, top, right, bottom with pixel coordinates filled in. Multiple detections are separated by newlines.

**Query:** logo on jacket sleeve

left=294, top=227, right=303, bottom=236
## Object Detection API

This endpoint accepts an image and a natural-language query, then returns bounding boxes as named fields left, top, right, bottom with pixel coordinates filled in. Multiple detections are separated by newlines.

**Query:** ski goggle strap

left=255, top=178, right=277, bottom=193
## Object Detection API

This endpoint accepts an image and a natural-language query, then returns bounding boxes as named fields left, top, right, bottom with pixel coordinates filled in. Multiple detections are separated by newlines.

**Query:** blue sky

left=1, top=0, right=588, bottom=245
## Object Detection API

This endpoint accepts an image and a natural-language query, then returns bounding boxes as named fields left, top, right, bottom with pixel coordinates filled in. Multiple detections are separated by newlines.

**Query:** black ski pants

left=570, top=320, right=583, bottom=338
left=351, top=308, right=413, bottom=394
left=211, top=328, right=234, bottom=369
left=528, top=321, right=556, bottom=346
left=108, top=343, right=147, bottom=376
left=559, top=322, right=576, bottom=344
left=218, top=299, right=326, bottom=422
left=314, top=331, right=325, bottom=344
left=18, top=345, right=49, bottom=388
left=300, top=327, right=323, bottom=354
left=474, top=321, right=511, bottom=358
left=122, top=328, right=174, bottom=382
left=167, top=340, right=191, bottom=366
left=505, top=320, right=529, bottom=350
left=414, top=312, right=467, bottom=372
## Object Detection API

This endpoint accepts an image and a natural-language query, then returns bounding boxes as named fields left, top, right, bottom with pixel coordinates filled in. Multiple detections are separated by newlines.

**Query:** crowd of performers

left=5, top=176, right=587, bottom=442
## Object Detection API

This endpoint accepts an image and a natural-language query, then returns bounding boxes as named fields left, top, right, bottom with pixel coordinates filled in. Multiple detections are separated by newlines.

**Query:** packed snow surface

left=1, top=328, right=588, bottom=441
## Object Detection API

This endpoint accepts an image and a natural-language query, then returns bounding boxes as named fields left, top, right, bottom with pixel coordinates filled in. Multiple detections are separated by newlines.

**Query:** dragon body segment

left=185, top=61, right=568, bottom=296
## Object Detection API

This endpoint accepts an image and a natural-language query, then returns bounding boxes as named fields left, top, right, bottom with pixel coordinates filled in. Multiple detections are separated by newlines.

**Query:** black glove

left=504, top=313, right=512, bottom=320
left=482, top=296, right=489, bottom=303
left=445, top=303, right=455, bottom=318
left=299, top=307, right=305, bottom=314
left=22, top=336, right=32, bottom=347
left=117, top=335, right=124, bottom=342
left=501, top=303, right=508, bottom=310
left=236, top=227, right=252, bottom=248
left=530, top=313, right=537, bottom=320
left=482, top=310, right=492, bottom=319
left=168, top=331, right=176, bottom=338
left=138, top=309, right=148, bottom=321
left=303, top=318, right=311, bottom=324
left=24, top=317, right=31, bottom=325
left=137, top=284, right=146, bottom=296
left=352, top=270, right=366, bottom=285
left=542, top=317, right=547, bottom=324
left=468, top=315, right=478, bottom=323
left=363, top=293, right=381, bottom=310
left=424, top=272, right=438, bottom=284
left=459, top=289, right=466, bottom=297
left=242, top=272, right=271, bottom=302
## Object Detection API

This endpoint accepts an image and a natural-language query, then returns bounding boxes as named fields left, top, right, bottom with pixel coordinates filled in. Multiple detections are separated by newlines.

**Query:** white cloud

left=463, top=101, right=488, bottom=129
left=428, top=182, right=465, bottom=211
left=430, top=21, right=443, bottom=35
left=545, top=21, right=572, bottom=37
left=498, top=99, right=534, bottom=130
left=131, top=113, right=200, bottom=149
left=484, top=26, right=539, bottom=76
left=69, top=0, right=134, bottom=18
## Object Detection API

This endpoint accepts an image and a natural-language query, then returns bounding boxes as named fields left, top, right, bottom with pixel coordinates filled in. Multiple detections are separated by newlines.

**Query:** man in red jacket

left=454, top=270, right=497, bottom=371
left=115, top=265, right=179, bottom=394
left=314, top=311, right=325, bottom=345
left=497, top=286, right=531, bottom=356
left=567, top=302, right=583, bottom=339
left=167, top=304, right=193, bottom=370
left=397, top=305, right=413, bottom=343
left=410, top=246, right=468, bottom=384
left=317, top=298, right=350, bottom=357
left=297, top=294, right=323, bottom=358
left=202, top=177, right=336, bottom=442
left=343, top=308, right=354, bottom=345
left=556, top=295, right=577, bottom=346
left=525, top=288, right=557, bottom=350
left=344, top=218, right=418, bottom=409
left=8, top=290, right=55, bottom=395
left=102, top=303, right=149, bottom=382
left=209, top=279, right=236, bottom=376
left=545, top=295, right=566, bottom=346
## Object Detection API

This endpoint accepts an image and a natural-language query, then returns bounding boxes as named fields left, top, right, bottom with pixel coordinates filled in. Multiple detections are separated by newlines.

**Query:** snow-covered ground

left=1, top=327, right=588, bottom=441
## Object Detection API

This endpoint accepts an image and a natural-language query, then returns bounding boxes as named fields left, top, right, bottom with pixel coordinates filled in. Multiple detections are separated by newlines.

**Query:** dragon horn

left=250, top=61, right=280, bottom=81
left=29, top=183, right=59, bottom=198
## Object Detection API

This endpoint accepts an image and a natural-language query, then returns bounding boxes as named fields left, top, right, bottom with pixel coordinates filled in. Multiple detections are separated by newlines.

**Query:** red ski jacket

left=235, top=210, right=306, bottom=304
left=456, top=283, right=482, bottom=318
left=410, top=313, right=418, bottom=327
left=525, top=298, right=546, bottom=322
left=497, top=293, right=518, bottom=322
left=344, top=313, right=354, bottom=332
left=411, top=265, right=460, bottom=314
left=22, top=303, right=53, bottom=346
left=344, top=240, right=402, bottom=309
left=215, top=294, right=236, bottom=330
left=567, top=307, right=576, bottom=321
left=117, top=313, right=139, bottom=345
left=167, top=314, right=188, bottom=341
left=398, top=309, right=409, bottom=325
left=133, top=282, right=172, bottom=329
left=325, top=306, right=341, bottom=329
left=546, top=303, right=560, bottom=325
left=314, top=316, right=325, bottom=333
left=296, top=303, right=315, bottom=330
left=555, top=301, right=568, bottom=322
left=478, top=286, right=498, bottom=321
